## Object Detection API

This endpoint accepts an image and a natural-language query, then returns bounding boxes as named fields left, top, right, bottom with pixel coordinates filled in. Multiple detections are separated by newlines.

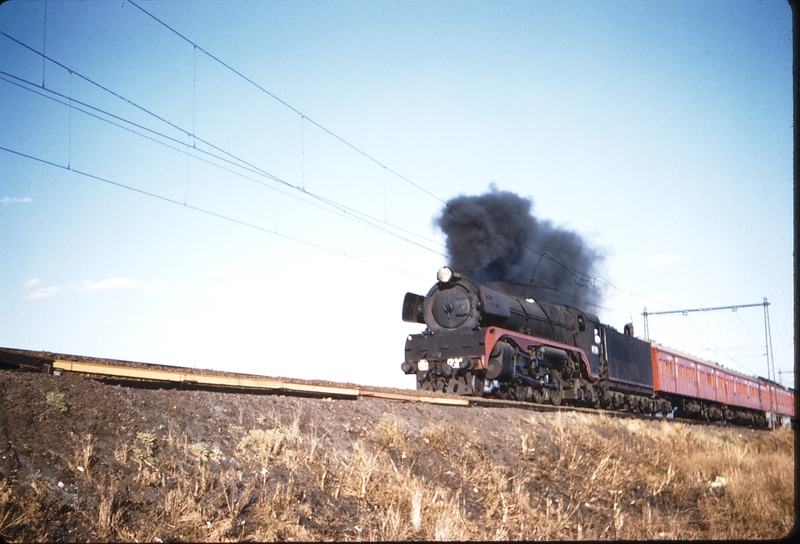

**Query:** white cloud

left=2, top=197, right=33, bottom=205
left=647, top=254, right=690, bottom=266
left=78, top=278, right=144, bottom=291
left=25, top=286, right=59, bottom=299
left=23, top=278, right=40, bottom=288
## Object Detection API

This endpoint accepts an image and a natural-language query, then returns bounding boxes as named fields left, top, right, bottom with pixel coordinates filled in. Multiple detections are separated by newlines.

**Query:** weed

left=422, top=423, right=453, bottom=456
left=45, top=391, right=68, bottom=413
left=132, top=431, right=156, bottom=464
left=79, top=434, right=93, bottom=482
left=95, top=481, right=118, bottom=539
left=188, top=442, right=223, bottom=461
left=370, top=413, right=409, bottom=453
left=113, top=441, right=128, bottom=464
left=237, top=428, right=289, bottom=462
left=0, top=480, right=46, bottom=536
left=352, top=441, right=381, bottom=499
left=220, top=467, right=257, bottom=519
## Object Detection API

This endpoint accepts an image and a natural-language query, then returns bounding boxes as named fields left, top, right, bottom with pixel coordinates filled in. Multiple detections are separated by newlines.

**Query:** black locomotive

left=402, top=267, right=671, bottom=413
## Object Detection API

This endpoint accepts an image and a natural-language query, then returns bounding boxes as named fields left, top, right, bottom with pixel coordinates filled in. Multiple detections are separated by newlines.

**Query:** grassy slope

left=0, top=369, right=795, bottom=541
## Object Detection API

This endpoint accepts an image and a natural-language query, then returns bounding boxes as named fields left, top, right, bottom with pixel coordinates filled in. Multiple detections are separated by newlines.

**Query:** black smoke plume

left=435, top=188, right=605, bottom=308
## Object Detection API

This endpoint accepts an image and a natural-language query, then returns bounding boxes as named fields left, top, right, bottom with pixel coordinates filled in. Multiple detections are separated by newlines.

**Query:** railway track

left=0, top=346, right=736, bottom=426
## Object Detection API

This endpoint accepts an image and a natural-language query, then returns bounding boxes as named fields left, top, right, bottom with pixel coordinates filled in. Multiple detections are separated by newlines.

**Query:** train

left=401, top=267, right=794, bottom=428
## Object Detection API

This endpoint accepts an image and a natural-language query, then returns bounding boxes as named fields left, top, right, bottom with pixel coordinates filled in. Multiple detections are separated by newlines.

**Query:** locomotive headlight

left=437, top=266, right=454, bottom=283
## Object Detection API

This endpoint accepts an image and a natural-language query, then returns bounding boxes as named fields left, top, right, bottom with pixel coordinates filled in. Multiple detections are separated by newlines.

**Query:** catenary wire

left=0, top=70, right=448, bottom=258
left=0, top=31, right=450, bottom=254
left=1, top=64, right=644, bottom=315
left=0, top=144, right=435, bottom=285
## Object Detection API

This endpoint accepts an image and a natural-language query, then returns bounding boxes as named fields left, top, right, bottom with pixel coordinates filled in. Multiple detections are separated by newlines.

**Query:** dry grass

left=1, top=399, right=793, bottom=541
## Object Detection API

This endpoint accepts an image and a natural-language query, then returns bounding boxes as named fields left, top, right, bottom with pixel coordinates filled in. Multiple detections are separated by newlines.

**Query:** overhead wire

left=0, top=70, right=281, bottom=185
left=680, top=314, right=753, bottom=374
left=0, top=76, right=291, bottom=210
left=1, top=29, right=320, bottom=189
left=0, top=143, right=434, bottom=284
left=0, top=62, right=447, bottom=258
left=735, top=309, right=768, bottom=346
left=0, top=28, right=453, bottom=257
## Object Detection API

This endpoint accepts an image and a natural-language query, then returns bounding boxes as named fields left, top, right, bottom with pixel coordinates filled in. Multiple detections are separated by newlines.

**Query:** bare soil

left=0, top=363, right=795, bottom=542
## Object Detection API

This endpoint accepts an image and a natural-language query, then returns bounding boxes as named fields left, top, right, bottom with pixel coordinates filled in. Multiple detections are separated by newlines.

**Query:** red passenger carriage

left=652, top=343, right=794, bottom=427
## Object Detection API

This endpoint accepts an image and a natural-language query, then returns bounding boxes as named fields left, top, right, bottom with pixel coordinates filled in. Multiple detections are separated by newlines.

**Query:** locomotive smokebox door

left=424, top=281, right=481, bottom=332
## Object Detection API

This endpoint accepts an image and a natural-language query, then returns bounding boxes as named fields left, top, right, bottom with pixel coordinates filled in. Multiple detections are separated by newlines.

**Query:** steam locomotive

left=401, top=267, right=794, bottom=428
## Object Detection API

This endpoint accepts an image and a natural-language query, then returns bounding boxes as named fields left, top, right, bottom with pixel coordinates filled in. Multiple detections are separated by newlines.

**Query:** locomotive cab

left=564, top=308, right=602, bottom=379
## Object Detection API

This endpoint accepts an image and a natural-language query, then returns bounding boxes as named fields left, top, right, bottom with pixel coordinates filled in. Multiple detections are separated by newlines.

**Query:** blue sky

left=0, top=0, right=793, bottom=389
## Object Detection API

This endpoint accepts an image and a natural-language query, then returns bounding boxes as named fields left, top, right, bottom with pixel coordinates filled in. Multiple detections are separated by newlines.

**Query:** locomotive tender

left=401, top=267, right=794, bottom=428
